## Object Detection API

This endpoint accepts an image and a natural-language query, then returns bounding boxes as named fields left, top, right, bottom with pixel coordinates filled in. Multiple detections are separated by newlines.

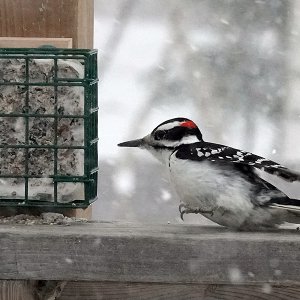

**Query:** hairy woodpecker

left=118, top=117, right=300, bottom=229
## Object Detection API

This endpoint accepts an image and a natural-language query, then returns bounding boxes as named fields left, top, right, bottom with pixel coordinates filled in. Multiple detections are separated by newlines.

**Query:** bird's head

left=118, top=118, right=203, bottom=162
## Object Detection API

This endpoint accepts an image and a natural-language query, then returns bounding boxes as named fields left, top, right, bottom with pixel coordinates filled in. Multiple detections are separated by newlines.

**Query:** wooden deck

left=0, top=222, right=300, bottom=299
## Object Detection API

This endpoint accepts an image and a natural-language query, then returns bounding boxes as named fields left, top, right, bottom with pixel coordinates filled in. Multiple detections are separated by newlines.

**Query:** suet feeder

left=0, top=48, right=98, bottom=208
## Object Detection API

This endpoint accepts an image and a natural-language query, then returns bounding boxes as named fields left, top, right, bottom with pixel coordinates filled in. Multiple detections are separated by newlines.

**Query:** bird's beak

left=118, top=138, right=144, bottom=148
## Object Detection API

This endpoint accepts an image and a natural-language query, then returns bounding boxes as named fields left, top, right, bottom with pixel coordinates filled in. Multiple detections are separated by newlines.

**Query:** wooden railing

left=0, top=222, right=299, bottom=299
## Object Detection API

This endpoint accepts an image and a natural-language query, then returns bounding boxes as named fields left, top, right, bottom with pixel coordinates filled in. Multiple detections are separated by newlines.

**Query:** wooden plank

left=76, top=0, right=94, bottom=48
left=2, top=279, right=299, bottom=300
left=0, top=281, right=36, bottom=300
left=0, top=223, right=299, bottom=284
left=0, top=37, right=72, bottom=48
left=0, top=280, right=66, bottom=300
left=58, top=281, right=300, bottom=300
left=0, top=0, right=93, bottom=48
left=0, top=207, right=90, bottom=219
left=63, top=206, right=92, bottom=219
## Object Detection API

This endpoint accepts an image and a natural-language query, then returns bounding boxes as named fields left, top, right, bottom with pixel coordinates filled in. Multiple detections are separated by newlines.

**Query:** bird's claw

left=179, top=203, right=214, bottom=221
left=179, top=203, right=185, bottom=214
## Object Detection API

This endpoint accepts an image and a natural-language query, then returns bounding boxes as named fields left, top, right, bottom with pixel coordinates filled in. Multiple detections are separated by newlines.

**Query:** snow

left=262, top=283, right=272, bottom=294
left=0, top=213, right=87, bottom=225
left=112, top=167, right=136, bottom=196
left=160, top=189, right=171, bottom=202
left=228, top=267, right=243, bottom=283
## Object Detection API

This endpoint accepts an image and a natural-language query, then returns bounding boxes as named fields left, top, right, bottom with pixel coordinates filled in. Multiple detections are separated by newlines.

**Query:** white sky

left=95, top=18, right=167, bottom=158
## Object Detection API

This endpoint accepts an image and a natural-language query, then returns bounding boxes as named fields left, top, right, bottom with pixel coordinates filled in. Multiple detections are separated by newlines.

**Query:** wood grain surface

left=0, top=37, right=72, bottom=48
left=0, top=281, right=35, bottom=300
left=0, top=0, right=93, bottom=48
left=58, top=281, right=300, bottom=300
left=0, top=222, right=299, bottom=284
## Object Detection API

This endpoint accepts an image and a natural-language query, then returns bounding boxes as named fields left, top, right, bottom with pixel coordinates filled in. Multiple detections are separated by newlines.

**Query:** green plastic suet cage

left=0, top=48, right=98, bottom=208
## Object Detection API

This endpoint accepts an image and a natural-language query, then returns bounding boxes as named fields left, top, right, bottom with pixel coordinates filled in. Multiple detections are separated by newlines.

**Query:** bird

left=118, top=117, right=300, bottom=230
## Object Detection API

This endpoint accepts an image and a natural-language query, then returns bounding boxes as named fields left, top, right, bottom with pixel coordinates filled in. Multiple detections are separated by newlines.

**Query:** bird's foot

left=179, top=203, right=214, bottom=221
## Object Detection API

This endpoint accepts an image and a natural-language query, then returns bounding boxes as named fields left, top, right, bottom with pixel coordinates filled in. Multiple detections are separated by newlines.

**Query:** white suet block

left=0, top=58, right=85, bottom=202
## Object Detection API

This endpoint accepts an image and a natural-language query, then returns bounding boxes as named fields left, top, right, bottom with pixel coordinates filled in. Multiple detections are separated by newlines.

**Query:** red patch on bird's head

left=180, top=120, right=197, bottom=129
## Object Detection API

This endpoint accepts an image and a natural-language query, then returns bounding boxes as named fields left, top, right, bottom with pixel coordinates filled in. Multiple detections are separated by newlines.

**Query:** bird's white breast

left=169, top=153, right=255, bottom=225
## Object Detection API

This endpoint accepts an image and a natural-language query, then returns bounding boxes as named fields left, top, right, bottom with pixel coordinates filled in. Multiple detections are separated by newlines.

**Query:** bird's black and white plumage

left=118, top=117, right=300, bottom=230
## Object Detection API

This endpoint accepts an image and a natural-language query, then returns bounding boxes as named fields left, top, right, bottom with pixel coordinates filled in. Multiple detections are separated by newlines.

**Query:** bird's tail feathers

left=271, top=199, right=300, bottom=224
left=270, top=197, right=300, bottom=211
left=264, top=167, right=300, bottom=183
left=271, top=203, right=300, bottom=213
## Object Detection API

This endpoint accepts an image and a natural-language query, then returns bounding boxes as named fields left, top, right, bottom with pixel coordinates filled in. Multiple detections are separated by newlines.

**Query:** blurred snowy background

left=93, top=0, right=300, bottom=224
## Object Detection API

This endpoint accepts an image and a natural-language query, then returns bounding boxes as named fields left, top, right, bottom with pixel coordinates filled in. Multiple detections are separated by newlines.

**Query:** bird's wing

left=175, top=142, right=300, bottom=183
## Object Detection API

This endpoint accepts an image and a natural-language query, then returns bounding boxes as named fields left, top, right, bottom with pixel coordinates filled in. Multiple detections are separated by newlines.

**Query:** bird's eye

left=154, top=130, right=165, bottom=140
